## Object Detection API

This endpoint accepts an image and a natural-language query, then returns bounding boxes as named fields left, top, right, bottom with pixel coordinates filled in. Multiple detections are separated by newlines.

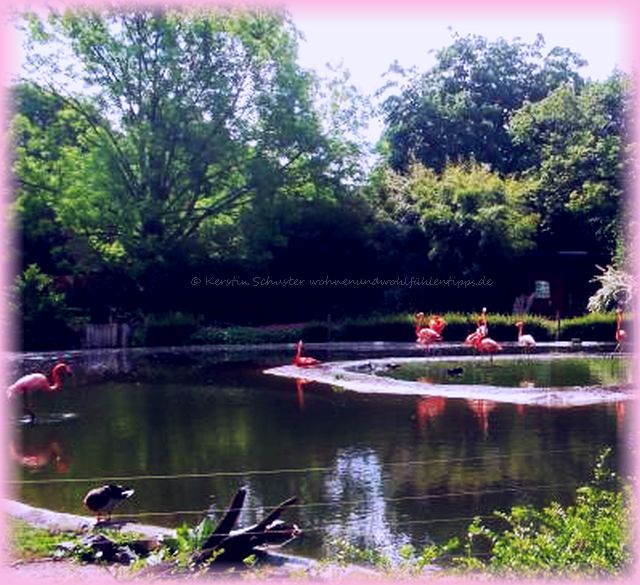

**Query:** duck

left=83, top=484, right=135, bottom=522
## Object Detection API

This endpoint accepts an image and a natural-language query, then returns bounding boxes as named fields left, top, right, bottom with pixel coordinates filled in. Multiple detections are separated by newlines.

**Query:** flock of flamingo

left=292, top=307, right=628, bottom=367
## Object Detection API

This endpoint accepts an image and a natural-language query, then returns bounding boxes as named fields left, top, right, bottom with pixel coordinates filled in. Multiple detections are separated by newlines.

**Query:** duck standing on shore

left=83, top=484, right=135, bottom=522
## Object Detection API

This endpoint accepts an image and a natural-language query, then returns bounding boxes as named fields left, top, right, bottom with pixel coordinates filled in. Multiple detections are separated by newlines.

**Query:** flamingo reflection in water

left=414, top=396, right=447, bottom=431
left=295, top=378, right=311, bottom=410
left=467, top=399, right=497, bottom=436
left=10, top=439, right=69, bottom=473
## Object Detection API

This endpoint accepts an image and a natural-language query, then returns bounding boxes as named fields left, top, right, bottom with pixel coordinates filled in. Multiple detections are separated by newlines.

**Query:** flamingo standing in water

left=472, top=335, right=502, bottom=360
left=515, top=321, right=536, bottom=354
left=615, top=309, right=627, bottom=352
left=7, top=363, right=72, bottom=423
left=414, top=312, right=442, bottom=347
left=464, top=307, right=488, bottom=346
left=428, top=315, right=447, bottom=336
left=293, top=341, right=321, bottom=367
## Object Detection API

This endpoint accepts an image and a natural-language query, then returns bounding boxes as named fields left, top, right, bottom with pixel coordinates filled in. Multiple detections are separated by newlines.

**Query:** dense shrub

left=560, top=312, right=622, bottom=342
left=138, top=312, right=202, bottom=347
left=451, top=449, right=629, bottom=577
left=14, top=264, right=78, bottom=350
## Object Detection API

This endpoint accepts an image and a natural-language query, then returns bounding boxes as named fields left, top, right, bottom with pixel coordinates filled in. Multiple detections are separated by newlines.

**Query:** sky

left=6, top=4, right=629, bottom=150
left=287, top=10, right=628, bottom=148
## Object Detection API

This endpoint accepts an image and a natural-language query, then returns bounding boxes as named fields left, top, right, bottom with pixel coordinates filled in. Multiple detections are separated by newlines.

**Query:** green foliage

left=157, top=517, right=219, bottom=570
left=374, top=162, right=539, bottom=279
left=559, top=312, right=624, bottom=341
left=163, top=311, right=625, bottom=346
left=380, top=33, right=586, bottom=173
left=10, top=520, right=80, bottom=560
left=18, top=8, right=343, bottom=277
left=13, top=264, right=77, bottom=350
left=452, top=449, right=629, bottom=577
left=509, top=74, right=629, bottom=258
left=328, top=537, right=392, bottom=571
left=136, top=313, right=202, bottom=347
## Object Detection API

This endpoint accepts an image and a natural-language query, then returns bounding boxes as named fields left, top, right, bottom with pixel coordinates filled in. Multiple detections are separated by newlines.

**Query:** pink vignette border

left=0, top=0, right=637, bottom=583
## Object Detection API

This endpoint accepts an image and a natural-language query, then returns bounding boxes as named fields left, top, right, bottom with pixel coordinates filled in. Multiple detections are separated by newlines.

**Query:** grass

left=9, top=519, right=81, bottom=561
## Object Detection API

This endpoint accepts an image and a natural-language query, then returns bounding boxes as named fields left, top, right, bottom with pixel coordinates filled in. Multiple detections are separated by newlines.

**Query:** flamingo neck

left=50, top=365, right=66, bottom=391
left=296, top=343, right=302, bottom=359
left=517, top=324, right=523, bottom=336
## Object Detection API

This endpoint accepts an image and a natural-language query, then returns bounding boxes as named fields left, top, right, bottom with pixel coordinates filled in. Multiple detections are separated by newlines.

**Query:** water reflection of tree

left=323, top=447, right=411, bottom=555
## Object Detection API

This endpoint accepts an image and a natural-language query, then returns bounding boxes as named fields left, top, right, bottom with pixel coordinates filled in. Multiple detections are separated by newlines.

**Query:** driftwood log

left=192, top=486, right=301, bottom=565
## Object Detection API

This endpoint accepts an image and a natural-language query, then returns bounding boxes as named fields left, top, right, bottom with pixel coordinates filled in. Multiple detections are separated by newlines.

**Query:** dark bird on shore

left=446, top=367, right=464, bottom=377
left=83, top=484, right=135, bottom=522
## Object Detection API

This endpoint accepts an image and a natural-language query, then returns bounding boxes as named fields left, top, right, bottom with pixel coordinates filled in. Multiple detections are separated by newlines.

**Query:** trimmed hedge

left=132, top=311, right=628, bottom=347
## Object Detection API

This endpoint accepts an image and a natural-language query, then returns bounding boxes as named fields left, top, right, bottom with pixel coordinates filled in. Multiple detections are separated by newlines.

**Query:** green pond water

left=380, top=357, right=631, bottom=388
left=11, top=348, right=630, bottom=562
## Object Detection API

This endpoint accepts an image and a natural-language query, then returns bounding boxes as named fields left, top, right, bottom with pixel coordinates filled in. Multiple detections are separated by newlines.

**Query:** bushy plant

left=139, top=312, right=202, bottom=347
left=451, top=449, right=629, bottom=577
left=587, top=264, right=633, bottom=312
left=13, top=264, right=77, bottom=350
left=560, top=312, right=621, bottom=341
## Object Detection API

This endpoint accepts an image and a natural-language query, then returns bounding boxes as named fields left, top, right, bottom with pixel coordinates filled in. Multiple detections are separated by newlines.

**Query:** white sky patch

left=288, top=12, right=626, bottom=148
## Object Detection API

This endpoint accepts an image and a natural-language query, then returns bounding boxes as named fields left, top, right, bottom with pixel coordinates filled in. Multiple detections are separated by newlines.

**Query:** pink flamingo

left=615, top=309, right=627, bottom=352
left=7, top=363, right=72, bottom=423
left=414, top=312, right=442, bottom=346
left=515, top=321, right=536, bottom=353
left=293, top=341, right=321, bottom=367
left=428, top=315, right=447, bottom=336
left=472, top=335, right=502, bottom=360
left=464, top=307, right=488, bottom=346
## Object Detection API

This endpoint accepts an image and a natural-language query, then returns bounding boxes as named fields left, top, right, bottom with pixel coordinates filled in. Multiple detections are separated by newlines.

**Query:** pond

left=378, top=356, right=630, bottom=388
left=9, top=345, right=630, bottom=562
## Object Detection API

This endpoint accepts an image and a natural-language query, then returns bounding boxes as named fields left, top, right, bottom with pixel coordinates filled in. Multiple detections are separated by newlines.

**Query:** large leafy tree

left=379, top=33, right=586, bottom=174
left=19, top=8, right=336, bottom=277
left=509, top=73, right=630, bottom=259
left=11, top=82, right=101, bottom=273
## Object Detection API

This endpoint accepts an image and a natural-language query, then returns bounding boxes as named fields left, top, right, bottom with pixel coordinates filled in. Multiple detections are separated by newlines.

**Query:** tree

left=373, top=162, right=539, bottom=279
left=19, top=8, right=338, bottom=277
left=11, top=82, right=101, bottom=273
left=509, top=73, right=630, bottom=259
left=379, top=33, right=587, bottom=174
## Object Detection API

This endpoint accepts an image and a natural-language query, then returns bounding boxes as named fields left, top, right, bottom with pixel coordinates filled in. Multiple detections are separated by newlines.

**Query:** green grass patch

left=9, top=519, right=81, bottom=560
